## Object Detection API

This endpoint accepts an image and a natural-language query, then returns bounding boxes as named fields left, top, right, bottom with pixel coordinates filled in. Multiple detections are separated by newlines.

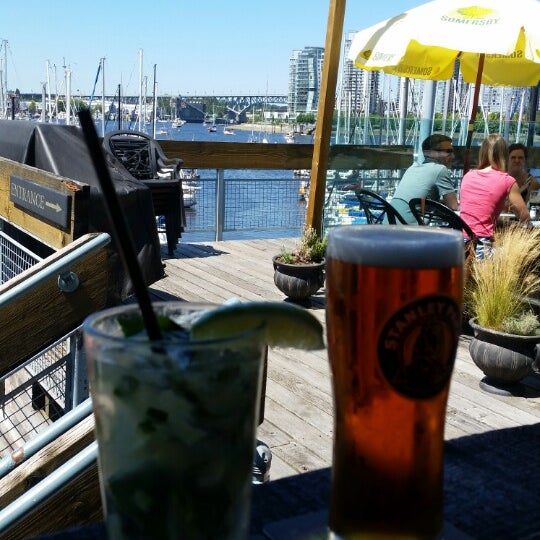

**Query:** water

left=103, top=118, right=294, bottom=145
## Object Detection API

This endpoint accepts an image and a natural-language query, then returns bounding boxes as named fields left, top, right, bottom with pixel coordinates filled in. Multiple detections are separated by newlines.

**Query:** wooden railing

left=159, top=141, right=415, bottom=170
left=158, top=140, right=540, bottom=171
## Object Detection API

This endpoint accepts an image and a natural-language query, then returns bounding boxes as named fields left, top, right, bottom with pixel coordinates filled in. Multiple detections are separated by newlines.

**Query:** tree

left=296, top=112, right=316, bottom=124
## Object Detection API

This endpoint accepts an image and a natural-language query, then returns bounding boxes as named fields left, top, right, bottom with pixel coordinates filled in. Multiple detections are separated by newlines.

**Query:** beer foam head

left=326, top=225, right=464, bottom=268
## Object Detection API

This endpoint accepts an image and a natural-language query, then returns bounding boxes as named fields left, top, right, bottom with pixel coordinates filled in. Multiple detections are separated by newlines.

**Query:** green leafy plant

left=464, top=224, right=540, bottom=334
left=501, top=310, right=540, bottom=336
left=277, top=226, right=327, bottom=264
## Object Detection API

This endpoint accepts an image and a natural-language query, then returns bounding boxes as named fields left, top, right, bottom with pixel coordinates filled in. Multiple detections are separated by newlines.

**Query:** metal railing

left=0, top=439, right=98, bottom=535
left=165, top=168, right=408, bottom=240
left=169, top=171, right=309, bottom=240
left=0, top=232, right=110, bottom=460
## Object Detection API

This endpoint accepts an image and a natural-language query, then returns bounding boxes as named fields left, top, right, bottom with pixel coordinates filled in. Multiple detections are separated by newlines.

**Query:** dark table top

left=29, top=422, right=540, bottom=540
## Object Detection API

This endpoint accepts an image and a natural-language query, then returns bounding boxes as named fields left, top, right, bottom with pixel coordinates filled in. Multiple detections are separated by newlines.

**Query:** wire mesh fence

left=174, top=173, right=308, bottom=235
left=0, top=231, right=42, bottom=283
left=0, top=230, right=82, bottom=460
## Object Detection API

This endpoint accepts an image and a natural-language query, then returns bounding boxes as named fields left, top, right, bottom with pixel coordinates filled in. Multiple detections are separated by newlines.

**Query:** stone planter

left=272, top=256, right=325, bottom=301
left=468, top=318, right=540, bottom=395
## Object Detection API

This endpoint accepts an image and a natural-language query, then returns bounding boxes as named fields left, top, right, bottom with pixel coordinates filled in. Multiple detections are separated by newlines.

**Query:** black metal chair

left=408, top=197, right=477, bottom=263
left=408, top=198, right=475, bottom=239
left=355, top=188, right=408, bottom=225
left=103, top=130, right=185, bottom=255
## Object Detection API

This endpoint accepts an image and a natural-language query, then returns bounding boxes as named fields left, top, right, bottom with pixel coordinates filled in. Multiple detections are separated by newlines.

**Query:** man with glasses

left=390, top=134, right=459, bottom=224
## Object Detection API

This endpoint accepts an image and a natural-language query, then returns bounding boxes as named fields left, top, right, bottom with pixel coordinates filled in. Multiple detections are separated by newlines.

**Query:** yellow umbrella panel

left=349, top=0, right=540, bottom=87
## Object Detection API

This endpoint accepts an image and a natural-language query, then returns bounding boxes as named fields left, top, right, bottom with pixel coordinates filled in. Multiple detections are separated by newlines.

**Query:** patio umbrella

left=347, top=0, right=540, bottom=160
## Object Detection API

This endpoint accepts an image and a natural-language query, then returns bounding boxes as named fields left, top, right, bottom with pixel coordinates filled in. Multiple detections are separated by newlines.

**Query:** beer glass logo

left=378, top=295, right=461, bottom=399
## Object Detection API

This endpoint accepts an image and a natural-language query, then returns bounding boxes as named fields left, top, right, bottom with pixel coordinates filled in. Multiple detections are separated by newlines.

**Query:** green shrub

left=277, top=226, right=327, bottom=264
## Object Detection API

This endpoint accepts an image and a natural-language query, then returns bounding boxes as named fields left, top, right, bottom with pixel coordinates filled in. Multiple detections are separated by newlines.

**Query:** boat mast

left=515, top=88, right=526, bottom=143
left=526, top=83, right=539, bottom=146
left=101, top=58, right=106, bottom=137
left=144, top=75, right=148, bottom=126
left=117, top=83, right=121, bottom=130
left=0, top=39, right=7, bottom=119
left=398, top=77, right=409, bottom=145
left=65, top=63, right=72, bottom=126
left=498, top=88, right=505, bottom=134
left=138, top=48, right=143, bottom=132
left=46, top=60, right=52, bottom=121
left=41, top=82, right=46, bottom=122
left=52, top=63, right=59, bottom=123
left=152, top=64, right=157, bottom=139
left=361, top=71, right=369, bottom=144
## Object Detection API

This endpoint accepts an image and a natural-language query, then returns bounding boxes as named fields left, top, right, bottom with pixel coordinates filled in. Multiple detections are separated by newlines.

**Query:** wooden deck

left=153, top=236, right=540, bottom=482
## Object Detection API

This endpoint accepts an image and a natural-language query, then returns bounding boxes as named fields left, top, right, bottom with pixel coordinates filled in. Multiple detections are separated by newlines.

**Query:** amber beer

left=326, top=226, right=463, bottom=540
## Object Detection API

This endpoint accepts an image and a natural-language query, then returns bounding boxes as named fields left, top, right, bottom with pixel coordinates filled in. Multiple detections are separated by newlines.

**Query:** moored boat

left=180, top=168, right=201, bottom=208
left=182, top=183, right=199, bottom=208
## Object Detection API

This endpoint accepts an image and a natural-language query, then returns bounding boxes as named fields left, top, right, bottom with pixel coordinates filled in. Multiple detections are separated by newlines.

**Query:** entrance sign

left=10, top=175, right=71, bottom=229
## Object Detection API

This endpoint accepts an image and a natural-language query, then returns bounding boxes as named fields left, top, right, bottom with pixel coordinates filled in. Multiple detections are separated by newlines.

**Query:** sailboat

left=207, top=105, right=217, bottom=132
left=172, top=98, right=185, bottom=128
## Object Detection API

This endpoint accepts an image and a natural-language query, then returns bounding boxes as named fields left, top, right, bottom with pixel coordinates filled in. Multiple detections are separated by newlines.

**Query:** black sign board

left=9, top=175, right=71, bottom=229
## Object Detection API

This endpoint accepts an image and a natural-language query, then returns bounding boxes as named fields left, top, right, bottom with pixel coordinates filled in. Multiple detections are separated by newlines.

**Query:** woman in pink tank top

left=459, top=134, right=529, bottom=259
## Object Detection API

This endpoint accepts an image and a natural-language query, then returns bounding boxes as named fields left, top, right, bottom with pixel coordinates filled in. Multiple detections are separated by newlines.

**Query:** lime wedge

left=190, top=301, right=324, bottom=350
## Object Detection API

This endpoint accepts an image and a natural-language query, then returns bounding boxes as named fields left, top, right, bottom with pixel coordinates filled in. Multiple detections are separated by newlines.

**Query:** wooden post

left=305, top=0, right=346, bottom=235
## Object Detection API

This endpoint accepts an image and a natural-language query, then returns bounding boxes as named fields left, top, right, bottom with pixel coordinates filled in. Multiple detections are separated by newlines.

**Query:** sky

left=1, top=0, right=423, bottom=97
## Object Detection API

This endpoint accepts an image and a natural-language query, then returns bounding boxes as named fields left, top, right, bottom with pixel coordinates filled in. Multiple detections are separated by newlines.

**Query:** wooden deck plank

left=150, top=236, right=540, bottom=483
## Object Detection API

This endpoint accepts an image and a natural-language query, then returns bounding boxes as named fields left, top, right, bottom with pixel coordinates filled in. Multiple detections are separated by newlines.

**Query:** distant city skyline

left=1, top=1, right=422, bottom=96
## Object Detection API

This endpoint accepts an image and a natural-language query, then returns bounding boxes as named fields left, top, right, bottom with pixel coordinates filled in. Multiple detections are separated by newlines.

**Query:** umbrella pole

left=305, top=0, right=346, bottom=236
left=526, top=82, right=540, bottom=146
left=464, top=53, right=485, bottom=173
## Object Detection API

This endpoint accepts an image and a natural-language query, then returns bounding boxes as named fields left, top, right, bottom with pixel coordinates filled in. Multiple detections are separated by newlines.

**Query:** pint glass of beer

left=325, top=226, right=463, bottom=540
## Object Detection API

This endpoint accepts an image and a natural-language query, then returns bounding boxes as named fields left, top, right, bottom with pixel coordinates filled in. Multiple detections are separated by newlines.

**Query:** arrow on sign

left=45, top=201, right=62, bottom=213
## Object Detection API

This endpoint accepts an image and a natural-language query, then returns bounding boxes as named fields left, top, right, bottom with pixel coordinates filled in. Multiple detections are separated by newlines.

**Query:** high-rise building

left=288, top=47, right=324, bottom=115
left=340, top=33, right=380, bottom=115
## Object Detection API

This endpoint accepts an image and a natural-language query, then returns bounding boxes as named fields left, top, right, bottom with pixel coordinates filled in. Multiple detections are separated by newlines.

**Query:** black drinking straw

left=78, top=108, right=162, bottom=341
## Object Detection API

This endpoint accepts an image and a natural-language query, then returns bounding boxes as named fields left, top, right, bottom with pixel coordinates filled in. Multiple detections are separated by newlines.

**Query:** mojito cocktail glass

left=83, top=302, right=265, bottom=540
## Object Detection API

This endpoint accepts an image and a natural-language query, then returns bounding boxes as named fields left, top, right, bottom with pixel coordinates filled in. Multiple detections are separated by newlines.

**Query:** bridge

left=175, top=95, right=289, bottom=123
left=19, top=93, right=289, bottom=123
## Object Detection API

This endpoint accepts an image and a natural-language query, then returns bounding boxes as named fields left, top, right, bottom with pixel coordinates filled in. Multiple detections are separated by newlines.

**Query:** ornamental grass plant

left=464, top=224, right=540, bottom=335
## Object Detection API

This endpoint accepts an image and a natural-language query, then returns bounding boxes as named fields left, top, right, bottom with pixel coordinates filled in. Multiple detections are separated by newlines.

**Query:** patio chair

left=355, top=188, right=408, bottom=225
left=408, top=198, right=475, bottom=239
left=408, top=198, right=477, bottom=264
left=103, top=130, right=185, bottom=255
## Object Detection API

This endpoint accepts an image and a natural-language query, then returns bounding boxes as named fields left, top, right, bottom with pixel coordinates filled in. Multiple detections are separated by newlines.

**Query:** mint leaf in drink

left=113, top=375, right=139, bottom=398
left=138, top=407, right=169, bottom=434
left=119, top=314, right=183, bottom=337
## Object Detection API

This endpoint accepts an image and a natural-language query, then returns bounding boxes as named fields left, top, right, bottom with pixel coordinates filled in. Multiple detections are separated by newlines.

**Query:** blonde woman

left=459, top=134, right=529, bottom=259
